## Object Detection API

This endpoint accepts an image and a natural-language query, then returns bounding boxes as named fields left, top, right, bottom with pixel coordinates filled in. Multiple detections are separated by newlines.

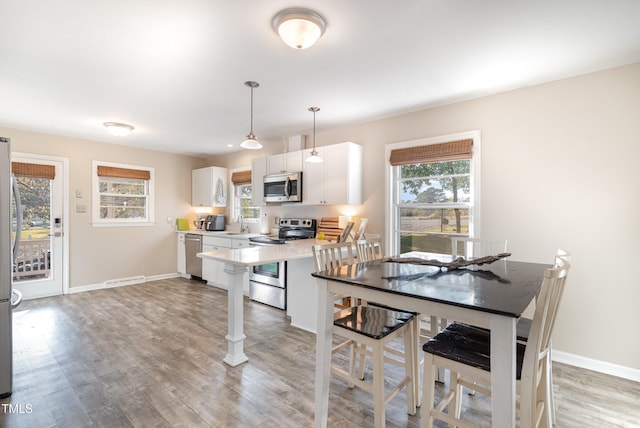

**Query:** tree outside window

left=397, top=160, right=471, bottom=254
left=235, top=183, right=259, bottom=220
left=388, top=133, right=480, bottom=256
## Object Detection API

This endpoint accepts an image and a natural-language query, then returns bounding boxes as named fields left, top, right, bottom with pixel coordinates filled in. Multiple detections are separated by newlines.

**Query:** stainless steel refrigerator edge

left=1, top=137, right=23, bottom=398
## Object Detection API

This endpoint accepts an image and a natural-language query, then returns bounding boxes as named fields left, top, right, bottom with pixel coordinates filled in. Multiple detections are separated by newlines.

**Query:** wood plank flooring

left=1, top=278, right=639, bottom=427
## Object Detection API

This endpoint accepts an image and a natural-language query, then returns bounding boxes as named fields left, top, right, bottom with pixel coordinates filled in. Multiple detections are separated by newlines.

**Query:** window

left=92, top=161, right=154, bottom=227
left=386, top=132, right=480, bottom=255
left=231, top=169, right=259, bottom=222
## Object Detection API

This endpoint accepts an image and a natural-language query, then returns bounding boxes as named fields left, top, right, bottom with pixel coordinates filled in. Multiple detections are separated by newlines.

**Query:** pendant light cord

left=249, top=85, right=254, bottom=134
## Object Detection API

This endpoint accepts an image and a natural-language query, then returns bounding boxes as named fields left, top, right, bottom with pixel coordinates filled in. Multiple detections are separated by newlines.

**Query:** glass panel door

left=12, top=157, right=64, bottom=299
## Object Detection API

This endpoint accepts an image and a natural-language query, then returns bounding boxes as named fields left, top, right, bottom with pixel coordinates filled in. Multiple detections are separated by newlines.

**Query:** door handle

left=11, top=289, right=23, bottom=308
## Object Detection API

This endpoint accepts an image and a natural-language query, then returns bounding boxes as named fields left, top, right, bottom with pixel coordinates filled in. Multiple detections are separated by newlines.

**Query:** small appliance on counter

left=193, top=216, right=206, bottom=230
left=204, top=214, right=225, bottom=231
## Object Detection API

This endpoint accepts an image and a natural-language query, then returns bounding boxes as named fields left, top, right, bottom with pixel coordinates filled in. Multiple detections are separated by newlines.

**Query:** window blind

left=11, top=162, right=56, bottom=180
left=231, top=170, right=252, bottom=185
left=389, top=139, right=473, bottom=166
left=97, top=165, right=151, bottom=180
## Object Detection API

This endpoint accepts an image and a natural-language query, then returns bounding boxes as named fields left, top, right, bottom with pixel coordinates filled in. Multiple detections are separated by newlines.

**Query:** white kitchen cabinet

left=192, top=166, right=228, bottom=207
left=201, top=235, right=249, bottom=294
left=302, top=142, right=363, bottom=205
left=286, top=256, right=317, bottom=333
left=266, top=151, right=303, bottom=175
left=251, top=156, right=267, bottom=206
left=202, top=243, right=221, bottom=283
left=177, top=232, right=187, bottom=277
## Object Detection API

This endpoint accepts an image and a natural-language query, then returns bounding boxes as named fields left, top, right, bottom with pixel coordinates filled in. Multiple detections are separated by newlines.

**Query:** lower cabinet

left=202, top=236, right=249, bottom=295
left=177, top=233, right=187, bottom=277
left=286, top=257, right=318, bottom=333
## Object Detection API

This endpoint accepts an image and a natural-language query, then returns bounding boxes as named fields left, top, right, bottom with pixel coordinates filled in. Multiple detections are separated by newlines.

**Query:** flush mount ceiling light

left=103, top=122, right=134, bottom=137
left=272, top=8, right=326, bottom=50
left=306, top=107, right=323, bottom=163
left=240, top=81, right=262, bottom=150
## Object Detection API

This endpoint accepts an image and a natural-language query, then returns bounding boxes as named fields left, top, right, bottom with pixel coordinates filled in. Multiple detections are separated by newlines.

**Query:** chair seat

left=334, top=306, right=415, bottom=339
left=423, top=322, right=526, bottom=379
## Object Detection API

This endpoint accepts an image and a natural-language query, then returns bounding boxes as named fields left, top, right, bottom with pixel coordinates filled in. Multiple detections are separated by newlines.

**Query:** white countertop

left=178, top=229, right=262, bottom=239
left=197, top=238, right=326, bottom=266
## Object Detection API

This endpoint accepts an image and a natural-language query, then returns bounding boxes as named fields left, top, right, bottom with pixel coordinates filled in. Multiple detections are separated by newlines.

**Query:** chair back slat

left=312, top=242, right=355, bottom=272
left=356, top=237, right=383, bottom=262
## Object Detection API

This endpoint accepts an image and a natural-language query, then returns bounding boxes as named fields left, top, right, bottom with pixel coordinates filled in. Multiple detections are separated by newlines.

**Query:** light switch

left=76, top=204, right=87, bottom=213
left=75, top=190, right=83, bottom=198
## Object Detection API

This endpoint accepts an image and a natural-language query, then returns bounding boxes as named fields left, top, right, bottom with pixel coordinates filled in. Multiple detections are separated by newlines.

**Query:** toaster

left=205, top=215, right=225, bottom=231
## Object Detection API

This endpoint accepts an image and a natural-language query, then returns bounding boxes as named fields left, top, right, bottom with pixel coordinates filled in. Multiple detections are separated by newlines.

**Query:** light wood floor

left=1, top=278, right=639, bottom=427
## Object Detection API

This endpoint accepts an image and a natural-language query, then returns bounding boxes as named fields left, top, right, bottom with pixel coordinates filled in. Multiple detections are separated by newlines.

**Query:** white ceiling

left=2, top=1, right=640, bottom=158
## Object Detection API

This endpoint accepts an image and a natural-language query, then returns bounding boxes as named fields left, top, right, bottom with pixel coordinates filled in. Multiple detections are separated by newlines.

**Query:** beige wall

left=3, top=62, right=639, bottom=372
left=215, top=63, right=640, bottom=372
left=0, top=127, right=204, bottom=288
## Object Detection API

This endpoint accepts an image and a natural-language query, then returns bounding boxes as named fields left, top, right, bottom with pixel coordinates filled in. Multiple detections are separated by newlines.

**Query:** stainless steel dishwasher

left=185, top=234, right=203, bottom=279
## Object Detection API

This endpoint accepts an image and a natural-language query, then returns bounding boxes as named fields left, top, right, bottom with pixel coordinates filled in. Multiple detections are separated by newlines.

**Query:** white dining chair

left=420, top=252, right=571, bottom=428
left=451, top=236, right=508, bottom=259
left=312, top=241, right=355, bottom=310
left=355, top=236, right=383, bottom=262
left=421, top=237, right=509, bottom=346
left=418, top=236, right=510, bottom=399
left=515, top=248, right=571, bottom=424
left=313, top=241, right=418, bottom=427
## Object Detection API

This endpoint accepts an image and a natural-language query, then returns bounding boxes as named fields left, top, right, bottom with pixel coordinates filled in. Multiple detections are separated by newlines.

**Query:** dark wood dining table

left=311, top=254, right=548, bottom=428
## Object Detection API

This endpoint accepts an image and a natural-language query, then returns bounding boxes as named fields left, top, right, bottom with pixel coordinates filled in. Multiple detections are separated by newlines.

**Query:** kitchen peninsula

left=198, top=239, right=320, bottom=366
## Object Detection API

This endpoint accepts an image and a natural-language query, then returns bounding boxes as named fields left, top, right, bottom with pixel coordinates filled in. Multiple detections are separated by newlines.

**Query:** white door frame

left=12, top=152, right=69, bottom=298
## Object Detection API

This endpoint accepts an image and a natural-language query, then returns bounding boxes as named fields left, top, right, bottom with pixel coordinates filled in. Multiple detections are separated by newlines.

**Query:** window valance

left=389, top=139, right=473, bottom=166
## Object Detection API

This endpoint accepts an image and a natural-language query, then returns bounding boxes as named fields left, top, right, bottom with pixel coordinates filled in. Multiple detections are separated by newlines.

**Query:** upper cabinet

left=251, top=142, right=362, bottom=206
left=266, top=151, right=304, bottom=175
left=302, top=142, right=363, bottom=205
left=192, top=166, right=228, bottom=207
left=251, top=157, right=267, bottom=207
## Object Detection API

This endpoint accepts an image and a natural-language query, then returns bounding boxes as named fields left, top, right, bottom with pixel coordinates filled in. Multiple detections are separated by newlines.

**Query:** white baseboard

left=147, top=273, right=181, bottom=281
left=552, top=349, right=640, bottom=383
left=67, top=272, right=181, bottom=294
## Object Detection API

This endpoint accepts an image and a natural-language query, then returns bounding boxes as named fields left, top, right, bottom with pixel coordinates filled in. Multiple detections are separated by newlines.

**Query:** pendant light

left=241, top=81, right=262, bottom=150
left=306, top=107, right=323, bottom=163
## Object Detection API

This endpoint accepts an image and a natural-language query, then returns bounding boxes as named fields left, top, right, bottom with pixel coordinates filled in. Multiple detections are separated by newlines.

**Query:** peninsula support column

left=223, top=262, right=249, bottom=366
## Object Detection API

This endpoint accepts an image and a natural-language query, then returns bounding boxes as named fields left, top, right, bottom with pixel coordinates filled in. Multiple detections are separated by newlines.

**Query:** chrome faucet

left=239, top=214, right=249, bottom=233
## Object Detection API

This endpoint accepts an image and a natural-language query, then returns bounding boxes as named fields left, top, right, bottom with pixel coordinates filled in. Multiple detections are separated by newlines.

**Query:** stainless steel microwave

left=263, top=172, right=302, bottom=203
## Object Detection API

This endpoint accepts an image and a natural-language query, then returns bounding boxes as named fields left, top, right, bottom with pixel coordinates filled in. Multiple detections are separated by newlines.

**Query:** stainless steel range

left=247, top=218, right=316, bottom=309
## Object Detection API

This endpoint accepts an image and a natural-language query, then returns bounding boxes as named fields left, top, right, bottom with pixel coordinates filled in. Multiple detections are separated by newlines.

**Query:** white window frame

left=385, top=130, right=481, bottom=255
left=92, top=160, right=155, bottom=227
left=230, top=167, right=259, bottom=224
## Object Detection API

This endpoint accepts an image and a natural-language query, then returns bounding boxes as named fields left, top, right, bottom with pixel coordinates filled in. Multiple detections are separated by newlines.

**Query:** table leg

left=222, top=262, right=249, bottom=367
left=314, top=278, right=333, bottom=428
left=490, top=315, right=517, bottom=428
